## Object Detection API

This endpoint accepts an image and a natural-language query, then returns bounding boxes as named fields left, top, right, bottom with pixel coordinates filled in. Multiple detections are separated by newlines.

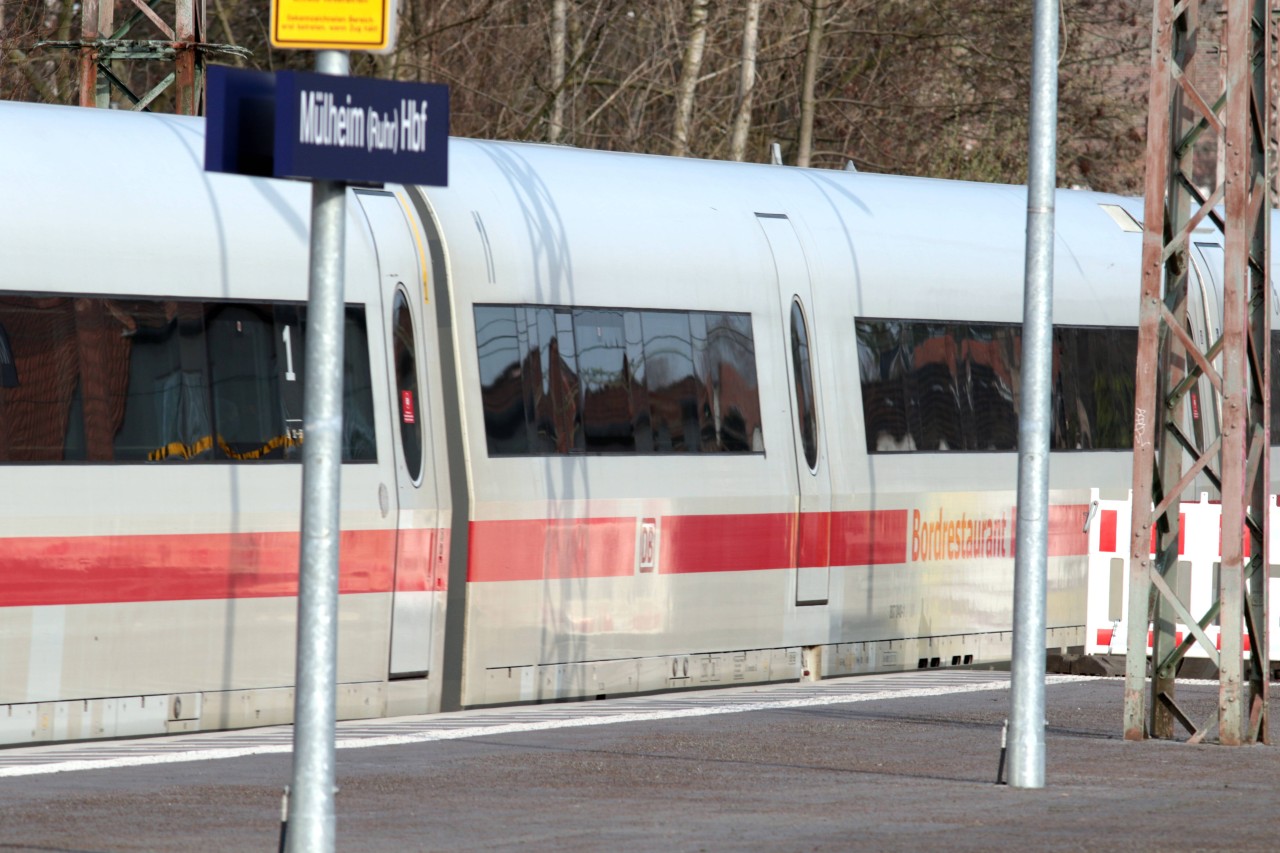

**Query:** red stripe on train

left=468, top=517, right=639, bottom=582
left=661, top=513, right=792, bottom=573
left=1, top=504, right=1090, bottom=603
left=469, top=511, right=912, bottom=582
left=0, top=530, right=397, bottom=607
left=660, top=510, right=910, bottom=573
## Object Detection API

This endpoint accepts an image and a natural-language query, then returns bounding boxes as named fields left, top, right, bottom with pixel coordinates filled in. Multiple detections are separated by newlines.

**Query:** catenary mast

left=1126, top=0, right=1271, bottom=746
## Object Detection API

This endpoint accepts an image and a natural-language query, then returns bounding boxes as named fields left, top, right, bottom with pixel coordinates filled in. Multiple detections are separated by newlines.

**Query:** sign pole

left=205, top=2, right=442, bottom=845
left=1008, top=0, right=1058, bottom=789
left=288, top=47, right=350, bottom=853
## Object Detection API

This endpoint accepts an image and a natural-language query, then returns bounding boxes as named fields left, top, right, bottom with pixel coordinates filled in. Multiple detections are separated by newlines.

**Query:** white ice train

left=0, top=99, right=1264, bottom=745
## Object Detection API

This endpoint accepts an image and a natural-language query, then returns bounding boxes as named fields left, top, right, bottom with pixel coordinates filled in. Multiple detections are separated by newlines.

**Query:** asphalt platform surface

left=1, top=670, right=1277, bottom=852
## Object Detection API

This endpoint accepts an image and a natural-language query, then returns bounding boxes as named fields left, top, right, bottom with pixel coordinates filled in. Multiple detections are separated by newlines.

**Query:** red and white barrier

left=1083, top=489, right=1278, bottom=661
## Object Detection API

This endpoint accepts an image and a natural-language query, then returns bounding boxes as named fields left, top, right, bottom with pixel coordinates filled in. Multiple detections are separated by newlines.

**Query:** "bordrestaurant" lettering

left=910, top=508, right=1012, bottom=561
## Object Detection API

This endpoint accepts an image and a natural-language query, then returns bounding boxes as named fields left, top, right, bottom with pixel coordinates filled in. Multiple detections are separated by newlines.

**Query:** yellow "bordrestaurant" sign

left=271, top=0, right=397, bottom=53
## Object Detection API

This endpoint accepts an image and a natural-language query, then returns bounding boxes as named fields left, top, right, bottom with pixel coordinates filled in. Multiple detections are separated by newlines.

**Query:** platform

left=2, top=670, right=1276, bottom=851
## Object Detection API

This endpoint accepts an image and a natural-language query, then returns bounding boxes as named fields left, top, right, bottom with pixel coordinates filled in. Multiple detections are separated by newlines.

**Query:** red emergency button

left=401, top=389, right=416, bottom=424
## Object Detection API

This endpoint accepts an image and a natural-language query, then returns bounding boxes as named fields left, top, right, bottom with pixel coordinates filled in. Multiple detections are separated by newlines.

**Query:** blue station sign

left=275, top=71, right=448, bottom=185
left=205, top=65, right=449, bottom=187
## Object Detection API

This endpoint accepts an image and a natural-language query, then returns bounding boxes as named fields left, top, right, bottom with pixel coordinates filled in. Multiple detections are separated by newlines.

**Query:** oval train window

left=790, top=299, right=818, bottom=470
left=392, top=289, right=423, bottom=482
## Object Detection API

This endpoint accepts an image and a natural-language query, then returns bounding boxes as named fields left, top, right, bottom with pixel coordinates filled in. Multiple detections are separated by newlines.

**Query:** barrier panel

left=1083, top=489, right=1279, bottom=662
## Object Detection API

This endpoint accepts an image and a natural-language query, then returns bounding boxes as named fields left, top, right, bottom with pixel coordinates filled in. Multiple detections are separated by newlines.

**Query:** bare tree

left=729, top=0, right=762, bottom=161
left=548, top=0, right=567, bottom=142
left=0, top=0, right=1151, bottom=194
left=671, top=0, right=711, bottom=157
left=795, top=0, right=825, bottom=167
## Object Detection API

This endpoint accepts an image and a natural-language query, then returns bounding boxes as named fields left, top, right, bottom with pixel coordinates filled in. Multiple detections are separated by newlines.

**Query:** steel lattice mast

left=1126, top=0, right=1272, bottom=745
left=41, top=0, right=249, bottom=114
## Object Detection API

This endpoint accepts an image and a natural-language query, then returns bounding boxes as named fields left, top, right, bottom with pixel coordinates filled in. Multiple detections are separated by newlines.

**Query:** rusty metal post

left=94, top=1, right=114, bottom=108
left=1219, top=0, right=1271, bottom=745
left=77, top=0, right=114, bottom=108
left=78, top=0, right=99, bottom=108
left=1126, top=0, right=1187, bottom=743
left=174, top=0, right=198, bottom=115
left=1126, top=0, right=1271, bottom=746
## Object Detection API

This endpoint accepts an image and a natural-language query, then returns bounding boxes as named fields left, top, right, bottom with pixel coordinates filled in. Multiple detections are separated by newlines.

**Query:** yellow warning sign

left=271, top=0, right=397, bottom=53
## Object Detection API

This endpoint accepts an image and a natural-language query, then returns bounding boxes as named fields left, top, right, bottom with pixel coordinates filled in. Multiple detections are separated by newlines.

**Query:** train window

left=643, top=310, right=699, bottom=452
left=625, top=311, right=653, bottom=453
left=1053, top=326, right=1136, bottom=450
left=273, top=305, right=306, bottom=457
left=209, top=303, right=285, bottom=460
left=856, top=319, right=912, bottom=450
left=514, top=306, right=583, bottom=453
left=475, top=305, right=529, bottom=454
left=963, top=323, right=1019, bottom=450
left=789, top=300, right=818, bottom=469
left=523, top=305, right=559, bottom=452
left=856, top=317, right=1136, bottom=453
left=473, top=303, right=762, bottom=456
left=392, top=290, right=424, bottom=480
left=113, top=300, right=212, bottom=462
left=553, top=309, right=584, bottom=453
left=702, top=313, right=762, bottom=451
left=903, top=322, right=963, bottom=451
left=575, top=309, right=633, bottom=451
left=341, top=308, right=378, bottom=462
left=0, top=293, right=376, bottom=464
left=688, top=312, right=716, bottom=449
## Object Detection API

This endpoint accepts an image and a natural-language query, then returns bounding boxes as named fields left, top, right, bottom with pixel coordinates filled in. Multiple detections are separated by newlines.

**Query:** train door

left=756, top=213, right=832, bottom=605
left=355, top=190, right=443, bottom=677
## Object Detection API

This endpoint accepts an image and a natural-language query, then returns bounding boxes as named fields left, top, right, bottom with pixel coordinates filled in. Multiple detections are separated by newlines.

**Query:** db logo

left=639, top=518, right=657, bottom=572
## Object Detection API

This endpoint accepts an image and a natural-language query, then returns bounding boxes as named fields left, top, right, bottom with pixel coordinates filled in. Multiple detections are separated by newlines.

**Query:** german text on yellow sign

left=271, top=0, right=398, bottom=53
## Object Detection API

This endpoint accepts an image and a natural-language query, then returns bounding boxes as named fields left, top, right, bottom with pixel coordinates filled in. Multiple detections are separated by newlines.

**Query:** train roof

left=0, top=98, right=1220, bottom=331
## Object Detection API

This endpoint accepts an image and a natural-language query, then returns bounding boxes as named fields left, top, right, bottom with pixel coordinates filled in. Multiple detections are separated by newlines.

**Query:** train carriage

left=422, top=139, right=1145, bottom=708
left=0, top=98, right=1259, bottom=744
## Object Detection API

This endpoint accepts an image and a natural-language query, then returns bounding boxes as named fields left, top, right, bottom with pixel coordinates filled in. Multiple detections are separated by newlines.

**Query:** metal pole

left=1008, top=0, right=1058, bottom=790
left=287, top=47, right=349, bottom=853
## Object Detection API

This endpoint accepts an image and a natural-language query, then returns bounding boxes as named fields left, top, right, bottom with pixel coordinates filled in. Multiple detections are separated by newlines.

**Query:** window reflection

left=643, top=311, right=698, bottom=452
left=0, top=293, right=376, bottom=464
left=789, top=301, right=818, bottom=468
left=963, top=323, right=1019, bottom=451
left=474, top=304, right=763, bottom=456
left=904, top=322, right=962, bottom=451
left=475, top=305, right=527, bottom=455
left=856, top=320, right=912, bottom=451
left=856, top=317, right=1136, bottom=453
left=704, top=313, right=762, bottom=451
left=575, top=310, right=632, bottom=451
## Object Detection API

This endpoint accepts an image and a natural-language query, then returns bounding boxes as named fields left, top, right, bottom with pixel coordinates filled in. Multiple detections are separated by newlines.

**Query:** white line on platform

left=0, top=675, right=1092, bottom=778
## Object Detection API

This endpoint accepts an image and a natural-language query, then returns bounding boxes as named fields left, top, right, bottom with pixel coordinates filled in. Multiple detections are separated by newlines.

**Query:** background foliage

left=0, top=0, right=1151, bottom=192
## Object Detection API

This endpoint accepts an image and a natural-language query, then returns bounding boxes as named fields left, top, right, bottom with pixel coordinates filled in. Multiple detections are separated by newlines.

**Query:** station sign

left=271, top=0, right=397, bottom=54
left=276, top=71, right=448, bottom=185
left=205, top=66, right=449, bottom=188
